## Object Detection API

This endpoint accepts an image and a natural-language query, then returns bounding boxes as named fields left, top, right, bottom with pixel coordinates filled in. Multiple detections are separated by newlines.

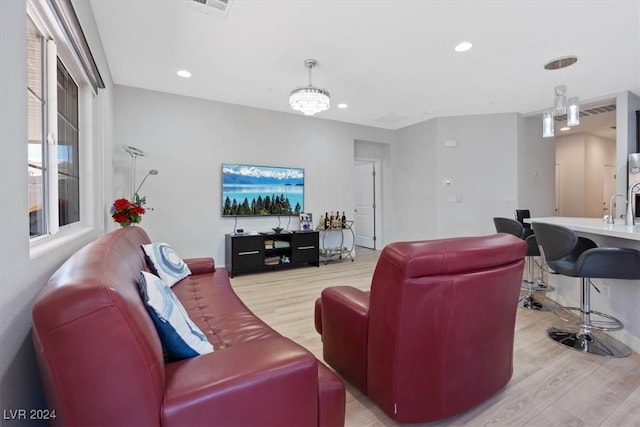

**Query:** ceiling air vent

left=186, top=0, right=233, bottom=18
left=583, top=104, right=616, bottom=115
left=554, top=103, right=616, bottom=122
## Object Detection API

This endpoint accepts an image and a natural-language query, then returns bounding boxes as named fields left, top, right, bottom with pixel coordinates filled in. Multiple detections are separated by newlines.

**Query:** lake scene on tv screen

left=222, top=164, right=304, bottom=216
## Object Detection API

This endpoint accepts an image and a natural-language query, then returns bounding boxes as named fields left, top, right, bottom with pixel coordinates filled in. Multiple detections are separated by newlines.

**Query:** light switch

left=443, top=139, right=457, bottom=148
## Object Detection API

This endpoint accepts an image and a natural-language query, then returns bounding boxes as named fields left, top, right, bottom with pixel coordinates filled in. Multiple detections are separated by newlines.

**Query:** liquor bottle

left=324, top=212, right=330, bottom=229
left=341, top=211, right=347, bottom=228
left=336, top=208, right=340, bottom=228
left=330, top=211, right=335, bottom=228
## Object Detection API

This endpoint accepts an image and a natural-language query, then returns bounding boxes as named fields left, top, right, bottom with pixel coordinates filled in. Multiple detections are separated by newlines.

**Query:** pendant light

left=289, top=59, right=331, bottom=116
left=542, top=56, right=579, bottom=138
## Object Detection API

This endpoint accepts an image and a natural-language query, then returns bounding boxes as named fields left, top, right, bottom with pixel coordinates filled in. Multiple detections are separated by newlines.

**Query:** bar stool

left=493, top=217, right=554, bottom=311
left=532, top=222, right=640, bottom=357
left=515, top=209, right=534, bottom=238
left=515, top=209, right=550, bottom=292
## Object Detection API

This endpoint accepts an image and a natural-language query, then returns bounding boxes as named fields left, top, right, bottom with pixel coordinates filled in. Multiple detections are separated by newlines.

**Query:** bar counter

left=528, top=216, right=640, bottom=242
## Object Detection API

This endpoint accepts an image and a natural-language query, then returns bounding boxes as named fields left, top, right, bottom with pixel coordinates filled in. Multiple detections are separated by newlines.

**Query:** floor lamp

left=123, top=145, right=145, bottom=200
left=134, top=169, right=159, bottom=205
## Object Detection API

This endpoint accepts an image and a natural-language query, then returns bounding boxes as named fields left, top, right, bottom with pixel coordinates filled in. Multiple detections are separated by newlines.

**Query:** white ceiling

left=89, top=0, right=640, bottom=135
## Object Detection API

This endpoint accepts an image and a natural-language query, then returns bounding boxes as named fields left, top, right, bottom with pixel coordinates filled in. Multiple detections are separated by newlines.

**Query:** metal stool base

left=547, top=326, right=631, bottom=358
left=521, top=280, right=555, bottom=293
left=522, top=256, right=554, bottom=291
left=552, top=306, right=624, bottom=331
left=519, top=275, right=555, bottom=311
left=518, top=294, right=553, bottom=311
left=533, top=282, right=554, bottom=292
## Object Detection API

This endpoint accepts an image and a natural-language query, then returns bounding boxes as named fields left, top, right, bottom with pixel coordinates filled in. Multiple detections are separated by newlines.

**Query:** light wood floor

left=229, top=248, right=640, bottom=427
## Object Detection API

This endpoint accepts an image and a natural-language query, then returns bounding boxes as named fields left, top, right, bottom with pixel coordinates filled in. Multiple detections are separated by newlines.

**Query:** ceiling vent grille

left=186, top=0, right=233, bottom=17
left=554, top=103, right=616, bottom=122
left=583, top=104, right=616, bottom=115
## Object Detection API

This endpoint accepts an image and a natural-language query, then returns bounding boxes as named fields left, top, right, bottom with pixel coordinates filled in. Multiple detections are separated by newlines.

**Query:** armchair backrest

left=366, top=233, right=527, bottom=422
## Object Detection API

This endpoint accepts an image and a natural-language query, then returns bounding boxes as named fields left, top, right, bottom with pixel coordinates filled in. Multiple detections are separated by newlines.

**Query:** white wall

left=114, top=91, right=560, bottom=253
left=112, top=86, right=395, bottom=263
left=393, top=113, right=534, bottom=240
left=435, top=114, right=520, bottom=237
left=517, top=116, right=556, bottom=217
left=393, top=120, right=439, bottom=241
left=0, top=0, right=114, bottom=424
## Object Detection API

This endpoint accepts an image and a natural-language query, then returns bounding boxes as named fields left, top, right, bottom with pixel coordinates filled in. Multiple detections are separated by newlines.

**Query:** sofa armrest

left=184, top=257, right=215, bottom=274
left=317, top=286, right=370, bottom=393
left=162, top=337, right=319, bottom=426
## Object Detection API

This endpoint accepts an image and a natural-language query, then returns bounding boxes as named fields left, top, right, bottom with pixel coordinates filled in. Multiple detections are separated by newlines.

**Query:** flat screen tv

left=222, top=163, right=304, bottom=216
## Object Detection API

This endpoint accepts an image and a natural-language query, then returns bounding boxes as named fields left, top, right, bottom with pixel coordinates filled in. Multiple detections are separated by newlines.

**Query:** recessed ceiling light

left=560, top=127, right=571, bottom=131
left=337, top=103, right=348, bottom=109
left=177, top=69, right=192, bottom=78
left=454, top=41, right=472, bottom=52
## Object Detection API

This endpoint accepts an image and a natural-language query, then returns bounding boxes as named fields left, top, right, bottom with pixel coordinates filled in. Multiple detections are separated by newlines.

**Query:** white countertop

left=527, top=216, right=640, bottom=241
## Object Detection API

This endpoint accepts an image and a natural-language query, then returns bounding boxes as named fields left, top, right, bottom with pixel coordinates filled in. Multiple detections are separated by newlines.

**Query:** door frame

left=354, top=158, right=383, bottom=249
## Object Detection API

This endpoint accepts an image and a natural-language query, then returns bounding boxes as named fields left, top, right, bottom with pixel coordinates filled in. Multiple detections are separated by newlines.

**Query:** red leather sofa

left=32, top=227, right=345, bottom=426
left=315, top=234, right=527, bottom=423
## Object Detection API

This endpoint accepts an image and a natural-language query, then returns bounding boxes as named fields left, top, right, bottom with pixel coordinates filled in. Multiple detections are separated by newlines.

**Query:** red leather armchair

left=315, top=234, right=527, bottom=423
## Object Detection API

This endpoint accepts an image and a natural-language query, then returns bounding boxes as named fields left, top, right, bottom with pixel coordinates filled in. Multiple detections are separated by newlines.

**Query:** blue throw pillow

left=142, top=242, right=191, bottom=287
left=138, top=271, right=213, bottom=360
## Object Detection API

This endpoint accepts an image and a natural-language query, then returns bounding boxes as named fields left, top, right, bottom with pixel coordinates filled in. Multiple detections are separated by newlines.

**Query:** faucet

left=626, top=181, right=640, bottom=226
left=608, top=194, right=627, bottom=224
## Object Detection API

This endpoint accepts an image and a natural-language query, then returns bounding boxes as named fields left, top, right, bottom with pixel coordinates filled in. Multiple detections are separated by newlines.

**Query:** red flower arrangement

left=111, top=198, right=146, bottom=227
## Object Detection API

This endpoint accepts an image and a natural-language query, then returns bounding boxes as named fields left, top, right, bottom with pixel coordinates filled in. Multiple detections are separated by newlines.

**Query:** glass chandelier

left=542, top=56, right=579, bottom=138
left=554, top=85, right=567, bottom=115
left=543, top=86, right=580, bottom=138
left=289, top=59, right=330, bottom=116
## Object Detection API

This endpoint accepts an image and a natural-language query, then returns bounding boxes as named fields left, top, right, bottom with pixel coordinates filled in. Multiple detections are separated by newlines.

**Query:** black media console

left=225, top=231, right=320, bottom=277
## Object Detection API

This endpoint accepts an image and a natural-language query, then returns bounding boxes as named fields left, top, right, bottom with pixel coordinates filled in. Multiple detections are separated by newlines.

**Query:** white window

left=27, top=0, right=103, bottom=241
left=27, top=17, right=47, bottom=237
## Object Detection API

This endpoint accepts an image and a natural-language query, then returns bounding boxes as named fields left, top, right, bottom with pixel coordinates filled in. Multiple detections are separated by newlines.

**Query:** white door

left=602, top=164, right=616, bottom=217
left=354, top=162, right=376, bottom=249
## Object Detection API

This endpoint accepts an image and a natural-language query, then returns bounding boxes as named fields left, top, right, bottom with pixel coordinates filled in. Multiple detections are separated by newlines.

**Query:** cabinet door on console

left=291, top=232, right=319, bottom=264
left=232, top=235, right=265, bottom=272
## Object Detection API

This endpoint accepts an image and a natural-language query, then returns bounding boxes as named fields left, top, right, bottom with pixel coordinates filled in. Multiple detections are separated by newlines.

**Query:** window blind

left=47, top=0, right=105, bottom=92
